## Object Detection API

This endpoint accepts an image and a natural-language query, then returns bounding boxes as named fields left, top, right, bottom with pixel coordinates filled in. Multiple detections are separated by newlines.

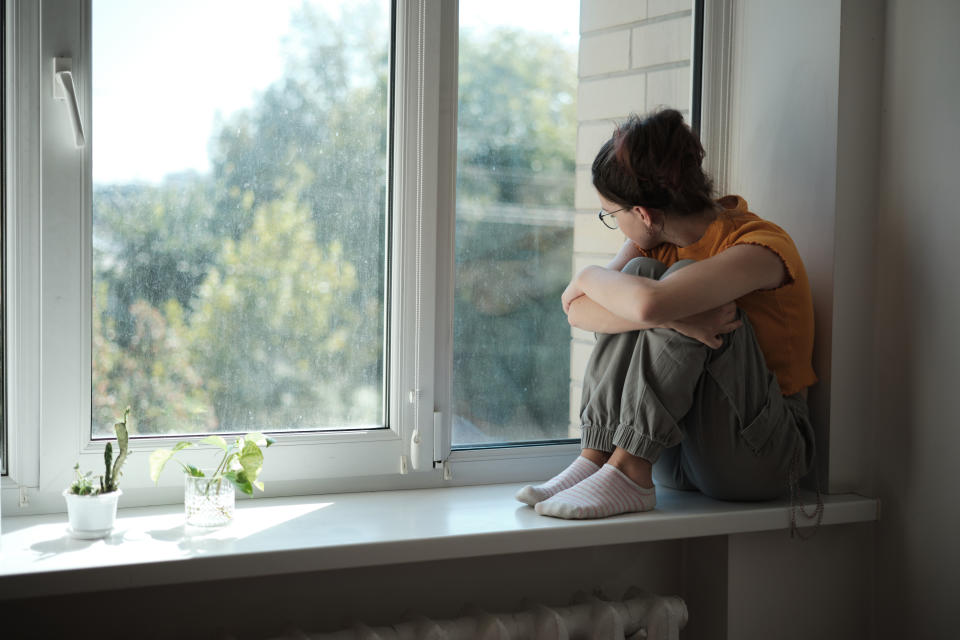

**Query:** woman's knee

left=662, top=258, right=696, bottom=278
left=623, top=257, right=697, bottom=281
left=622, top=257, right=668, bottom=278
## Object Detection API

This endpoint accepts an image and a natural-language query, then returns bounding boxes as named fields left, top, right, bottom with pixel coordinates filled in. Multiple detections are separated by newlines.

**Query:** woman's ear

left=635, top=206, right=665, bottom=235
left=635, top=205, right=655, bottom=229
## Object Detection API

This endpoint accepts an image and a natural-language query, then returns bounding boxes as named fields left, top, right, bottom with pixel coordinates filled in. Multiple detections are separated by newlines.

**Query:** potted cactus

left=63, top=408, right=130, bottom=539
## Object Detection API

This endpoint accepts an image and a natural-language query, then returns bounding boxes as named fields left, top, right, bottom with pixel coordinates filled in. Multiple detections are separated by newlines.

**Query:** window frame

left=0, top=0, right=8, bottom=477
left=4, top=0, right=42, bottom=496
left=3, top=0, right=705, bottom=514
left=4, top=0, right=459, bottom=509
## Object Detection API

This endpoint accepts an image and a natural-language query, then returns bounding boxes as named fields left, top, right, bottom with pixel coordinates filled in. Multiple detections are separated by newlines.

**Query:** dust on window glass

left=454, top=1, right=579, bottom=447
left=91, top=0, right=391, bottom=437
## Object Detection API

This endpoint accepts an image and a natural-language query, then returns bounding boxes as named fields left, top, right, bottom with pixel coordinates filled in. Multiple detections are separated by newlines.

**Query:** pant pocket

left=738, top=384, right=777, bottom=455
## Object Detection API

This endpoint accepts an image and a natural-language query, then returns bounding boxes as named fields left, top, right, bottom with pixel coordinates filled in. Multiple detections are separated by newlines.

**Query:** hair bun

left=592, top=108, right=714, bottom=215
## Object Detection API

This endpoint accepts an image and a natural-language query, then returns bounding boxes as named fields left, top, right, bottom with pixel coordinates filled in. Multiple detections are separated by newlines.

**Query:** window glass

left=1, top=0, right=6, bottom=473
left=91, top=0, right=391, bottom=437
left=454, top=1, right=579, bottom=446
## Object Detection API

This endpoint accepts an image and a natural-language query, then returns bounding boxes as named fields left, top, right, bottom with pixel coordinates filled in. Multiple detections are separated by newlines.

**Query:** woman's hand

left=561, top=278, right=586, bottom=314
left=667, top=302, right=742, bottom=348
left=562, top=266, right=597, bottom=313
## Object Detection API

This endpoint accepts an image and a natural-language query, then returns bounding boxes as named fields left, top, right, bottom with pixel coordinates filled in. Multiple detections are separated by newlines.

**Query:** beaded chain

left=788, top=445, right=824, bottom=540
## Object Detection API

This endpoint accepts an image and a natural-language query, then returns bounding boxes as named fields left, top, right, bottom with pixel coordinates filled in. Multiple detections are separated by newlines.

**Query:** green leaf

left=223, top=452, right=240, bottom=473
left=237, top=441, right=264, bottom=486
left=149, top=449, right=175, bottom=484
left=150, top=442, right=195, bottom=484
left=223, top=470, right=254, bottom=495
left=244, top=432, right=269, bottom=447
left=198, top=435, right=229, bottom=451
left=185, top=465, right=206, bottom=478
left=253, top=480, right=264, bottom=492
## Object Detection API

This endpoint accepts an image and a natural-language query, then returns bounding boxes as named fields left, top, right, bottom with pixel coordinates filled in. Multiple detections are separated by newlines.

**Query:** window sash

left=3, top=0, right=470, bottom=505
left=1, top=0, right=9, bottom=476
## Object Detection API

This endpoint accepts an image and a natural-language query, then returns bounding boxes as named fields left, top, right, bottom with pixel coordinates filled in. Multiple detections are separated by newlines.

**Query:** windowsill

left=0, top=482, right=878, bottom=600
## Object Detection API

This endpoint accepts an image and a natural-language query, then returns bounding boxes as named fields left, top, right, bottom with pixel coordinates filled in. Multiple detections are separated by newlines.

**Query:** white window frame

left=2, top=0, right=603, bottom=514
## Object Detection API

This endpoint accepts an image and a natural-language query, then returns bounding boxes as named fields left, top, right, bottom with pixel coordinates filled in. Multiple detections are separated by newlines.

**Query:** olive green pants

left=579, top=257, right=816, bottom=501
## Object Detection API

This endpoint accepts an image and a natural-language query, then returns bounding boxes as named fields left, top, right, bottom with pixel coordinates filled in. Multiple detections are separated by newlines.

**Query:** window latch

left=53, top=57, right=86, bottom=147
left=402, top=410, right=448, bottom=476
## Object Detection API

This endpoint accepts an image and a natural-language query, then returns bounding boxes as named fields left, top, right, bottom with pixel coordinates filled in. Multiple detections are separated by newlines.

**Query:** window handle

left=53, top=57, right=86, bottom=147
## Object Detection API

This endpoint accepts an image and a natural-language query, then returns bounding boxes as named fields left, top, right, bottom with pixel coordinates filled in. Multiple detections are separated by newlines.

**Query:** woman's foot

left=607, top=447, right=654, bottom=489
left=514, top=451, right=609, bottom=506
left=534, top=463, right=656, bottom=519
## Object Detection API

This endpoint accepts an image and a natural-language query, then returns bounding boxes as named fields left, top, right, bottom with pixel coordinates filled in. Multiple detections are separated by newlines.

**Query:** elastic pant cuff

left=613, top=426, right=665, bottom=463
left=580, top=424, right=615, bottom=453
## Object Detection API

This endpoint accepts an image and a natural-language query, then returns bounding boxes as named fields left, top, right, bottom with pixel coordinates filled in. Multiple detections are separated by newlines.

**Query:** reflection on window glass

left=91, top=0, right=391, bottom=437
left=454, top=1, right=579, bottom=446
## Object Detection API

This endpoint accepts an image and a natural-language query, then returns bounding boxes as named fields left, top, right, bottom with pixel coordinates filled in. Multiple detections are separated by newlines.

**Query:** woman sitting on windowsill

left=516, top=108, right=820, bottom=533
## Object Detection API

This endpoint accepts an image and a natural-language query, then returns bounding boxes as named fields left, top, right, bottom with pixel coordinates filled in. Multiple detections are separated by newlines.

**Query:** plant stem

left=212, top=444, right=233, bottom=479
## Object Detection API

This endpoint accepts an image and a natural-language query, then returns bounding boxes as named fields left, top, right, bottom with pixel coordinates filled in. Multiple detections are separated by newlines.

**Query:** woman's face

left=598, top=194, right=661, bottom=250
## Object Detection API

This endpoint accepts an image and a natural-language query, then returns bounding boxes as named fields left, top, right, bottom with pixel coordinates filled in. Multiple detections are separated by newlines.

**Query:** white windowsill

left=0, top=483, right=878, bottom=600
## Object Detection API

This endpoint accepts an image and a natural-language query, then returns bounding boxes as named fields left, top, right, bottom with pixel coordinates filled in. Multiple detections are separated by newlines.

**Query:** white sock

left=515, top=456, right=601, bottom=506
left=534, top=463, right=656, bottom=519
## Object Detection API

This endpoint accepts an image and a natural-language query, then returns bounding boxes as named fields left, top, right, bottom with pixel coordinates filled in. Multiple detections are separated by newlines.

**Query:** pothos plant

left=149, top=432, right=275, bottom=495
left=69, top=407, right=130, bottom=495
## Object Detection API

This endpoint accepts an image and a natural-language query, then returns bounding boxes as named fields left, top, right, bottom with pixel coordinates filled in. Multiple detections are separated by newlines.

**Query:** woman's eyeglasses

left=598, top=207, right=627, bottom=230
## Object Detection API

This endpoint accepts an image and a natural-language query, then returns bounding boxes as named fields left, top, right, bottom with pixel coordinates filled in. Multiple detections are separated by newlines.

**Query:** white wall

left=723, top=0, right=843, bottom=489
left=726, top=524, right=875, bottom=640
left=872, top=1, right=960, bottom=637
left=830, top=0, right=885, bottom=494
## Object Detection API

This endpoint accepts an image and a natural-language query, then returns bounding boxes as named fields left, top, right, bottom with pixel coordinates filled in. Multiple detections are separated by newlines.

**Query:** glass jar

left=184, top=475, right=235, bottom=527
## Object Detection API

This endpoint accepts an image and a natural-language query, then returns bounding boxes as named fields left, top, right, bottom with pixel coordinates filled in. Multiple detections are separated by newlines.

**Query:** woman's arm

left=568, top=244, right=786, bottom=326
left=568, top=294, right=743, bottom=347
left=567, top=295, right=661, bottom=333
left=561, top=239, right=642, bottom=332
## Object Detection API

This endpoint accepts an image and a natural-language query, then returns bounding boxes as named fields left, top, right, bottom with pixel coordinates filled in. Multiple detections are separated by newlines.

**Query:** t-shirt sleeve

left=725, top=220, right=802, bottom=289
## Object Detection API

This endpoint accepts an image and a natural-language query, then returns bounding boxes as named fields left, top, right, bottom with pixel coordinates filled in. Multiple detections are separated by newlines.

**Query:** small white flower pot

left=63, top=489, right=122, bottom=539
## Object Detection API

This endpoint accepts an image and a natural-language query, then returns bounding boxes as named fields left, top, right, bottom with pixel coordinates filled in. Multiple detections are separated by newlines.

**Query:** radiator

left=276, top=587, right=687, bottom=640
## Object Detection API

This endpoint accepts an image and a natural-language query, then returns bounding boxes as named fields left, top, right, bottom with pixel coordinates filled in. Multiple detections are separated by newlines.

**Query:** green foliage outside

left=92, top=2, right=577, bottom=443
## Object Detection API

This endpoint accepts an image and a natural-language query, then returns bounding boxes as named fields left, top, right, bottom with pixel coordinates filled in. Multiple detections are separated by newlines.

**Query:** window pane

left=92, top=0, right=391, bottom=437
left=453, top=2, right=579, bottom=446
left=1, top=0, right=6, bottom=473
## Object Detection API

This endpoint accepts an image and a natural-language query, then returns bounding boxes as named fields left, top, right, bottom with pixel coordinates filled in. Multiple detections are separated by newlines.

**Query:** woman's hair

left=591, top=108, right=715, bottom=216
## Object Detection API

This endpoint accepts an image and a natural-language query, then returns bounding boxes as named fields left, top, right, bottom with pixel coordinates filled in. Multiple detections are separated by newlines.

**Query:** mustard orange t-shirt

left=637, top=195, right=817, bottom=396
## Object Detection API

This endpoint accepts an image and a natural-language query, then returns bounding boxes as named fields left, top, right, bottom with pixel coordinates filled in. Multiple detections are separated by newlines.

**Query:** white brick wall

left=569, top=0, right=693, bottom=436
left=648, top=0, right=692, bottom=18
left=632, top=16, right=692, bottom=69
left=578, top=75, right=646, bottom=121
left=574, top=169, right=601, bottom=210
left=573, top=212, right=624, bottom=254
left=580, top=0, right=647, bottom=33
left=647, top=66, right=691, bottom=111
left=576, top=121, right=617, bottom=165
left=579, top=30, right=631, bottom=76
